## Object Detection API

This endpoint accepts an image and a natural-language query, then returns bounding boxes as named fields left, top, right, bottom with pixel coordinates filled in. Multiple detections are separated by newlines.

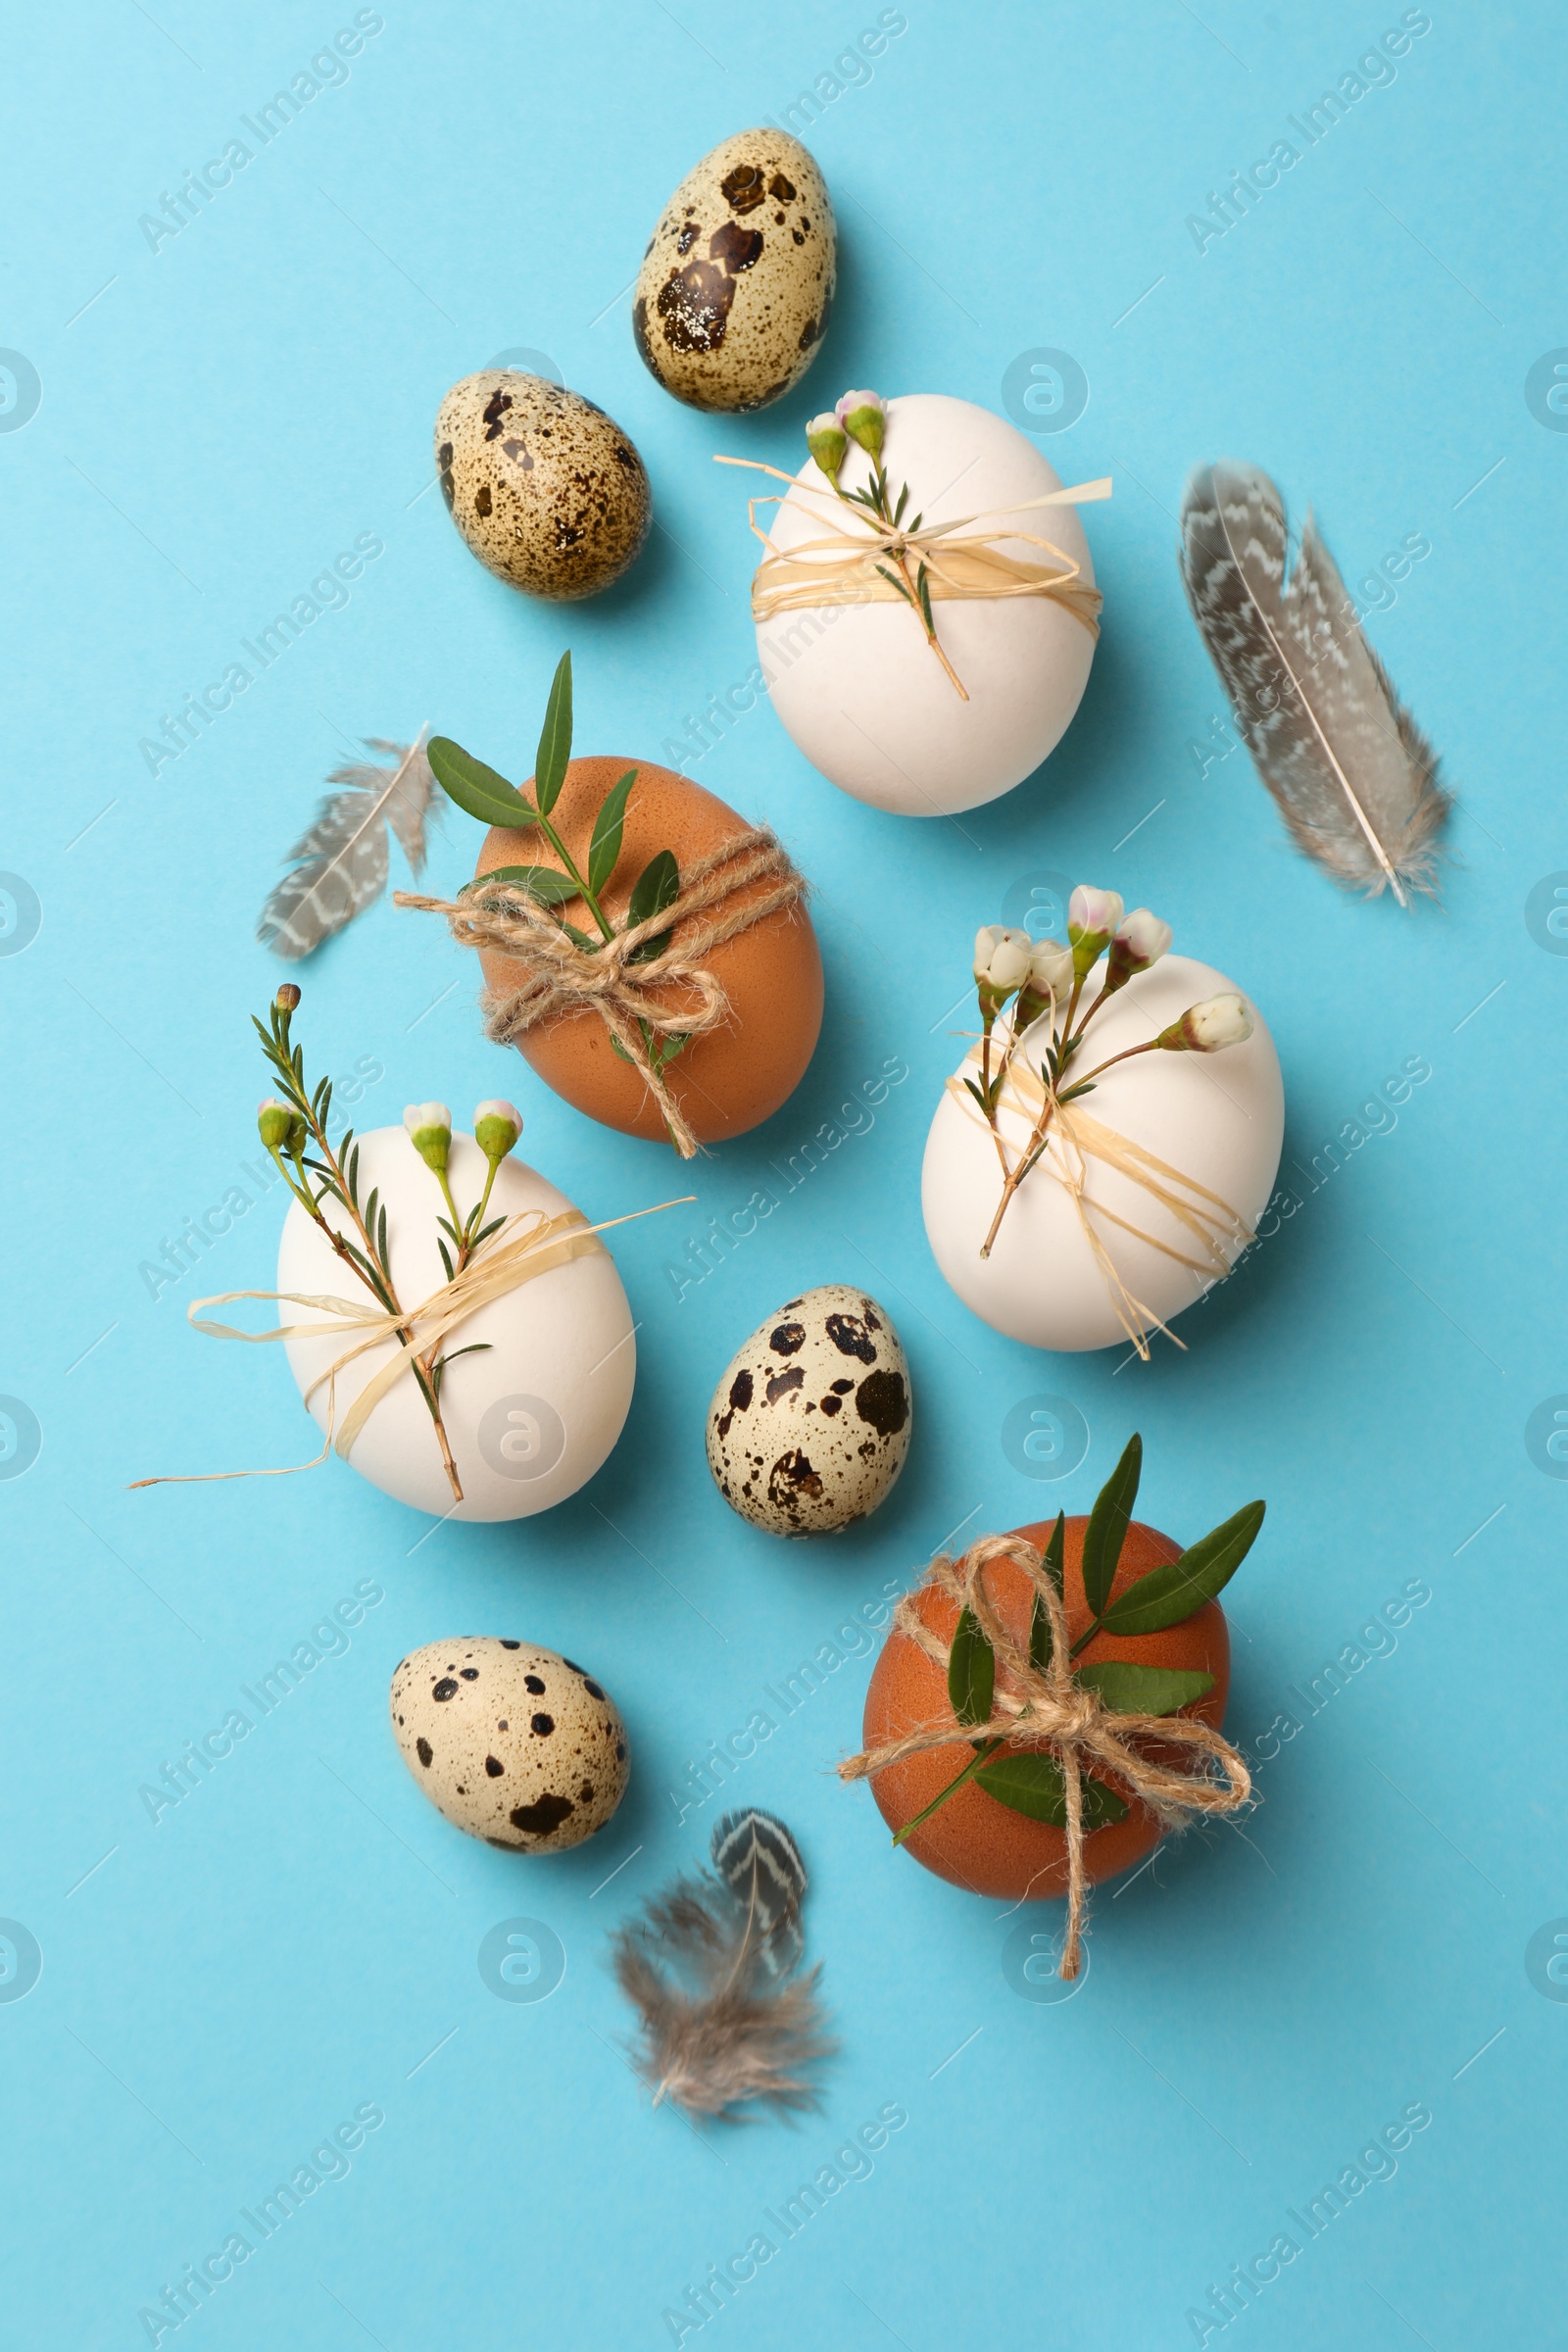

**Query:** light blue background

left=2, top=3, right=1563, bottom=2344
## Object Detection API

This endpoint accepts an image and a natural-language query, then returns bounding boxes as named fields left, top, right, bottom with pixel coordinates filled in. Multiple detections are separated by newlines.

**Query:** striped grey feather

left=710, top=1809, right=806, bottom=1977
left=1179, top=461, right=1449, bottom=905
left=257, top=732, right=434, bottom=960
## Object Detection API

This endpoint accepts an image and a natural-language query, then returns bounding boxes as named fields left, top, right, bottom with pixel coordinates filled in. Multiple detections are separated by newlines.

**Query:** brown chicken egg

left=862, top=1516, right=1232, bottom=1901
left=475, top=757, right=822, bottom=1144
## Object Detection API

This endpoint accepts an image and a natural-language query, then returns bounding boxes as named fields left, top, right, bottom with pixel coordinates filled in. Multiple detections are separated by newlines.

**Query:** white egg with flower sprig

left=725, top=391, right=1106, bottom=816
left=922, top=894, right=1284, bottom=1352
left=273, top=1097, right=636, bottom=1522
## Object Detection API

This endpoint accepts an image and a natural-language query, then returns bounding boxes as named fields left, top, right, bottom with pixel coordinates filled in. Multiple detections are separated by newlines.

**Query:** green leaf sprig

left=426, top=652, right=695, bottom=1122
left=893, top=1435, right=1265, bottom=1842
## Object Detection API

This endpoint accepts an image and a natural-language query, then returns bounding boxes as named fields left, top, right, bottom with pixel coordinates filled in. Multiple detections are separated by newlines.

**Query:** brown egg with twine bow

left=844, top=1436, right=1263, bottom=1979
left=398, top=655, right=823, bottom=1154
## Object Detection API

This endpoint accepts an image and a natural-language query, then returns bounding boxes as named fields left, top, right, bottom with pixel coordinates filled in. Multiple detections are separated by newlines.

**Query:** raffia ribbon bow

left=131, top=1206, right=616, bottom=1488
left=714, top=458, right=1110, bottom=635
left=397, top=829, right=807, bottom=1160
left=950, top=1046, right=1254, bottom=1361
left=839, top=1534, right=1252, bottom=1980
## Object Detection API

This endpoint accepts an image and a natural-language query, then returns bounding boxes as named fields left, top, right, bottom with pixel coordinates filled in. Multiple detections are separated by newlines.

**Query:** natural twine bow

left=840, top=1534, right=1253, bottom=1980
left=130, top=1204, right=659, bottom=1490
left=397, top=829, right=807, bottom=1160
left=714, top=458, right=1110, bottom=697
left=951, top=1042, right=1254, bottom=1361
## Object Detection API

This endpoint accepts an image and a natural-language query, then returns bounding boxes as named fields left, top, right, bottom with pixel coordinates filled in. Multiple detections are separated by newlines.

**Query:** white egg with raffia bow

left=276, top=1129, right=635, bottom=1520
left=921, top=956, right=1284, bottom=1351
left=752, top=394, right=1103, bottom=816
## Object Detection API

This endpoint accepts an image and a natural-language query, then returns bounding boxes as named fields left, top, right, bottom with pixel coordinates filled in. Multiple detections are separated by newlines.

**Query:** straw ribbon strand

left=130, top=1201, right=686, bottom=1491
left=714, top=458, right=1110, bottom=639
left=948, top=1041, right=1254, bottom=1360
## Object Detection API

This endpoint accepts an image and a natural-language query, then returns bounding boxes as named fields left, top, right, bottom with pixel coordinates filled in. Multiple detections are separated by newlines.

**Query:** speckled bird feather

left=257, top=732, right=435, bottom=960
left=612, top=1810, right=834, bottom=2118
left=1179, top=462, right=1449, bottom=905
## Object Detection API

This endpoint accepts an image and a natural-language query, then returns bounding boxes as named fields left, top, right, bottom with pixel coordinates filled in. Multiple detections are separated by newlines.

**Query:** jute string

left=713, top=459, right=1110, bottom=634
left=130, top=1204, right=646, bottom=1489
left=839, top=1534, right=1252, bottom=1980
left=950, top=1026, right=1254, bottom=1361
left=396, top=828, right=807, bottom=1160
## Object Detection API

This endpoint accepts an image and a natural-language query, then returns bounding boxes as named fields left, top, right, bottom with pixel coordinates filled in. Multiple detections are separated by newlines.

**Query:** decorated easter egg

left=391, top=1637, right=629, bottom=1851
left=759, top=394, right=1100, bottom=815
left=922, top=955, right=1283, bottom=1350
left=276, top=1128, right=634, bottom=1520
left=633, top=129, right=834, bottom=411
left=435, top=372, right=651, bottom=599
left=862, top=1516, right=1231, bottom=1899
left=706, top=1286, right=911, bottom=1536
left=474, top=756, right=822, bottom=1145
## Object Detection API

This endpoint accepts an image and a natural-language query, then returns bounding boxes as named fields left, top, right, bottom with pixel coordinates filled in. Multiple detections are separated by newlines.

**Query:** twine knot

left=397, top=828, right=808, bottom=1158
left=840, top=1531, right=1251, bottom=1979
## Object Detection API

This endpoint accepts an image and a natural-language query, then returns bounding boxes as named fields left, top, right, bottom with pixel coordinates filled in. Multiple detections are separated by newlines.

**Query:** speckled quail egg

left=706, top=1286, right=911, bottom=1537
left=633, top=129, right=835, bottom=412
left=434, top=372, right=651, bottom=600
left=390, top=1637, right=629, bottom=1850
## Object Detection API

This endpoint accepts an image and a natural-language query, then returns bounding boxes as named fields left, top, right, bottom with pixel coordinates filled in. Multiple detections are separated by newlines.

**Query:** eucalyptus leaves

left=255, top=984, right=521, bottom=1502
left=425, top=651, right=691, bottom=1102
left=889, top=1434, right=1264, bottom=1846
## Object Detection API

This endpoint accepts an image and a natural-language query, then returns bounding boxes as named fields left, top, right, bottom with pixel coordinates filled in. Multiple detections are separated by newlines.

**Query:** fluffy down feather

left=612, top=1810, right=834, bottom=2117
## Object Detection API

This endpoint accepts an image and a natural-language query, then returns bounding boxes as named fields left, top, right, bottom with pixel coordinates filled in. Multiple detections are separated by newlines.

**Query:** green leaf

left=1028, top=1593, right=1053, bottom=1675
left=1043, top=1510, right=1065, bottom=1592
left=532, top=650, right=573, bottom=815
left=1081, top=1433, right=1142, bottom=1619
left=974, top=1753, right=1127, bottom=1829
left=625, top=848, right=681, bottom=963
left=1026, top=1514, right=1065, bottom=1673
left=1075, top=1661, right=1215, bottom=1717
left=947, top=1608, right=996, bottom=1730
left=875, top=562, right=915, bottom=607
left=916, top=561, right=934, bottom=635
left=427, top=736, right=536, bottom=830
left=1099, top=1500, right=1266, bottom=1637
left=469, top=862, right=581, bottom=908
left=587, top=768, right=638, bottom=898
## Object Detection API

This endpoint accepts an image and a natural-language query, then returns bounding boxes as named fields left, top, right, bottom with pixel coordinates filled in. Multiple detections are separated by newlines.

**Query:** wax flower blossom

left=835, top=389, right=887, bottom=461
left=1164, top=993, right=1253, bottom=1053
left=960, top=886, right=1257, bottom=1254
left=973, top=924, right=1033, bottom=999
left=806, top=414, right=848, bottom=480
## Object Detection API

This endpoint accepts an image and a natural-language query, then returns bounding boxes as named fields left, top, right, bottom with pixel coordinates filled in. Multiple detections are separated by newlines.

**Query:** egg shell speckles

left=633, top=130, right=835, bottom=413
left=434, top=372, right=651, bottom=601
left=706, top=1286, right=911, bottom=1537
left=390, top=1638, right=629, bottom=1851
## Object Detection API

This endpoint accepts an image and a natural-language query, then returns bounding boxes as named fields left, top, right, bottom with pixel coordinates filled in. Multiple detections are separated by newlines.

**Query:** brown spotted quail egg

left=434, top=372, right=651, bottom=600
left=390, top=1637, right=629, bottom=1850
left=633, top=129, right=835, bottom=412
left=706, top=1286, right=911, bottom=1537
